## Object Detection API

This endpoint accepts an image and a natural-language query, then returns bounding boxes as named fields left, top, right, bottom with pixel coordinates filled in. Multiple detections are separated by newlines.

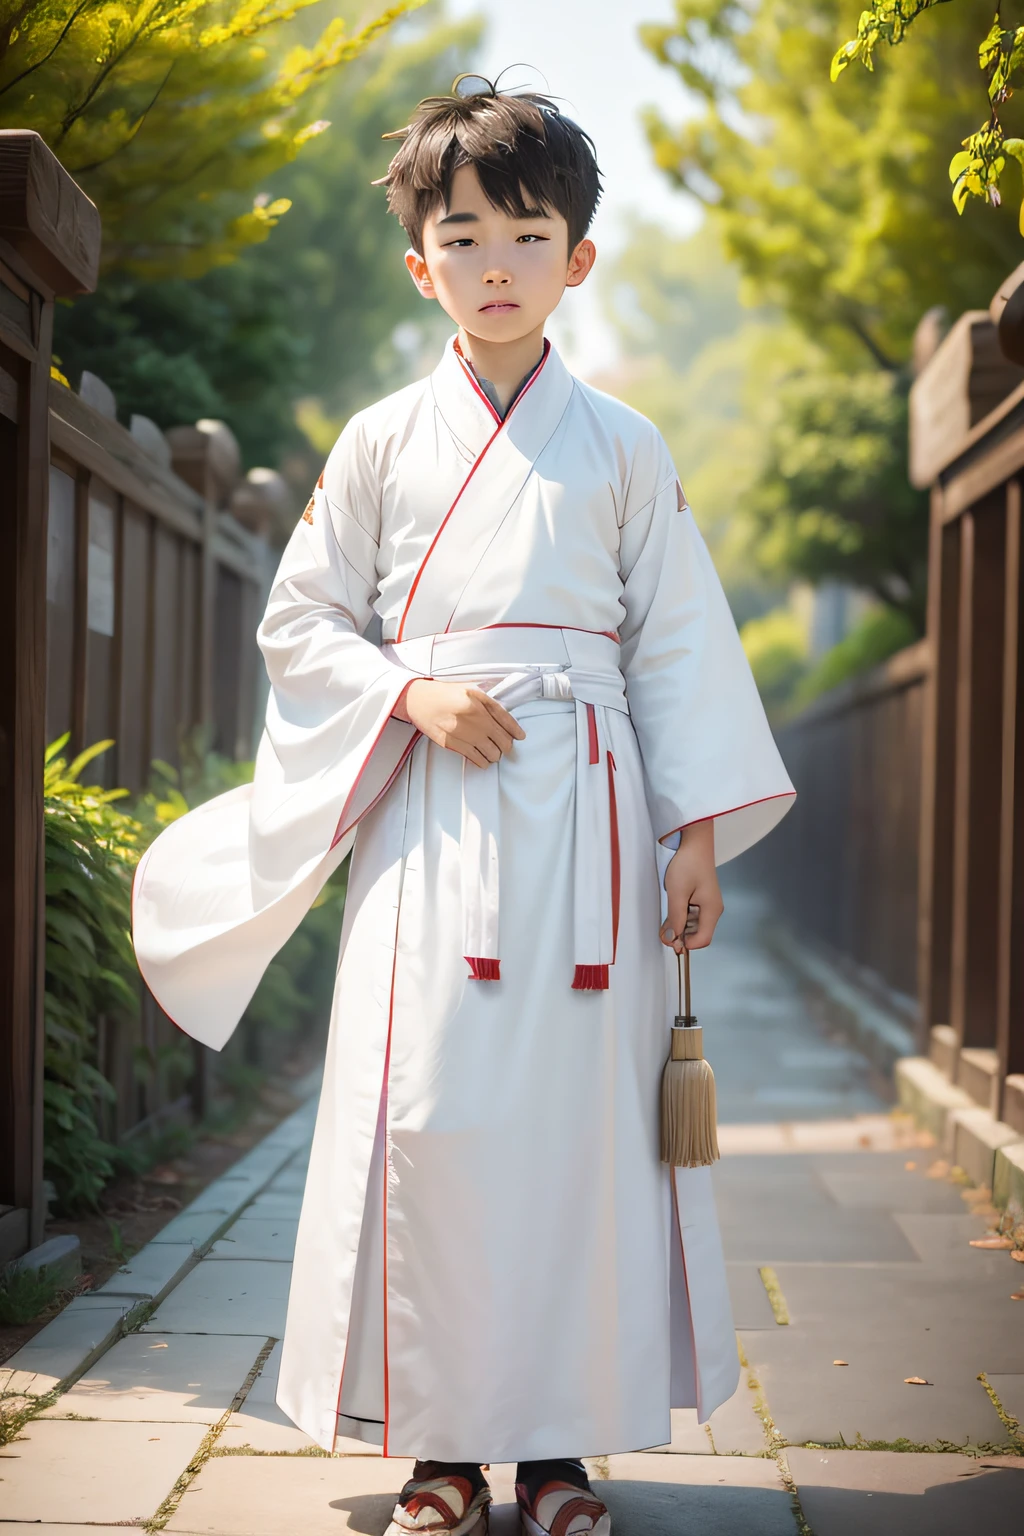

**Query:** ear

left=565, top=238, right=596, bottom=289
left=405, top=248, right=437, bottom=299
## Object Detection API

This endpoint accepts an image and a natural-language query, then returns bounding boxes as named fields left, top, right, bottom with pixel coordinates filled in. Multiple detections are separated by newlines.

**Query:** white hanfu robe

left=132, top=336, right=795, bottom=1462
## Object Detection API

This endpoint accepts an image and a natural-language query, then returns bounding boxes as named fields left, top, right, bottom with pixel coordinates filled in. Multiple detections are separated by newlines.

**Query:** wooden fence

left=46, top=381, right=270, bottom=788
left=0, top=132, right=280, bottom=1263
left=743, top=642, right=929, bottom=1015
left=911, top=304, right=1024, bottom=1135
left=752, top=298, right=1024, bottom=1144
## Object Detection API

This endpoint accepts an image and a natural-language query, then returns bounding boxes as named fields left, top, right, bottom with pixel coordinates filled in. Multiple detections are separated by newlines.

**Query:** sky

left=445, top=0, right=702, bottom=373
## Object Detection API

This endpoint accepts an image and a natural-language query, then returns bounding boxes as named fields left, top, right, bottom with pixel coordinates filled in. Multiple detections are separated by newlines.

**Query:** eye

left=442, top=237, right=476, bottom=248
left=516, top=234, right=548, bottom=243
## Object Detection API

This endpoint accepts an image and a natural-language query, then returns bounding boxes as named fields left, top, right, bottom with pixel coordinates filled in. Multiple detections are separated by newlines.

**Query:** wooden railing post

left=166, top=421, right=242, bottom=745
left=0, top=132, right=99, bottom=1260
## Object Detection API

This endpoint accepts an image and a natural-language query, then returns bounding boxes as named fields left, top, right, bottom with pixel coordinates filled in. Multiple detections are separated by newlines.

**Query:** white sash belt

left=384, top=629, right=628, bottom=991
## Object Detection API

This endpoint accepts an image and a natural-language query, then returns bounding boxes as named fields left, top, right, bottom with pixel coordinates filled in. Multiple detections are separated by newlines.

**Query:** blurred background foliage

left=611, top=0, right=1024, bottom=715
left=3, top=1, right=477, bottom=474
left=0, top=1, right=422, bottom=275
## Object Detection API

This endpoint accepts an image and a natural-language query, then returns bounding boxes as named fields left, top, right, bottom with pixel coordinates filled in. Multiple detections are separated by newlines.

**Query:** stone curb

left=0, top=1090, right=318, bottom=1404
left=762, top=920, right=916, bottom=1074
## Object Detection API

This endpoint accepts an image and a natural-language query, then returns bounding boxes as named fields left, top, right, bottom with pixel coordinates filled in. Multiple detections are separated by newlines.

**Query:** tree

left=637, top=0, right=1000, bottom=632
left=641, top=0, right=1022, bottom=368
left=52, top=4, right=478, bottom=472
left=0, top=0, right=422, bottom=277
left=832, top=2, right=1024, bottom=231
left=744, top=366, right=928, bottom=629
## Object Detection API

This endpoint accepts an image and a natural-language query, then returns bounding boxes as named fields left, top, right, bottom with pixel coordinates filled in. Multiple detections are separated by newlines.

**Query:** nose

left=482, top=268, right=512, bottom=286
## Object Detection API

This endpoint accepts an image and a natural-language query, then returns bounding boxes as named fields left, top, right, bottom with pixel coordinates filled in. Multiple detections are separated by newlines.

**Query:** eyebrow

left=437, top=205, right=552, bottom=226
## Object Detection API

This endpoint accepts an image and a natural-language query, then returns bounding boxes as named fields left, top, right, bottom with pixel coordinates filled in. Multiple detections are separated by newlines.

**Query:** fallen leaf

left=833, top=1360, right=849, bottom=1367
left=926, top=1160, right=950, bottom=1180
left=1011, top=1250, right=1024, bottom=1263
left=1011, top=1290, right=1024, bottom=1301
left=904, top=1377, right=931, bottom=1386
left=904, top=1161, right=917, bottom=1171
left=969, top=1236, right=1014, bottom=1249
left=149, top=1342, right=169, bottom=1349
left=147, top=1166, right=181, bottom=1186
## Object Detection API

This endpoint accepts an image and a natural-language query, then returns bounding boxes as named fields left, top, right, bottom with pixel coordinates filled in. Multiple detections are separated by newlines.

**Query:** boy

left=133, top=79, right=794, bottom=1536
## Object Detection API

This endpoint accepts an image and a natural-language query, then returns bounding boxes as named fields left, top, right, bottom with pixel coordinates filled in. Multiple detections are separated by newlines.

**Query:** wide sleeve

left=251, top=416, right=420, bottom=907
left=618, top=455, right=795, bottom=864
left=131, top=415, right=423, bottom=1050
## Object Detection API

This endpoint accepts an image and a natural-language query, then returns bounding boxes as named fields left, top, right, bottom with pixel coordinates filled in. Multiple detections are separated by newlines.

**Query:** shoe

left=515, top=1478, right=611, bottom=1536
left=385, top=1466, right=491, bottom=1535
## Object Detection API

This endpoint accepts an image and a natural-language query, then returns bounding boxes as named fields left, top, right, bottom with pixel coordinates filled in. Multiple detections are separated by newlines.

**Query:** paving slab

left=164, top=1451, right=415, bottom=1534
left=246, top=1191, right=304, bottom=1218
left=38, top=1332, right=266, bottom=1423
left=717, top=1198, right=918, bottom=1263
left=727, top=1262, right=779, bottom=1329
left=652, top=1386, right=767, bottom=1455
left=151, top=1207, right=236, bottom=1249
left=185, top=1170, right=282, bottom=1215
left=814, top=1166, right=967, bottom=1213
left=144, top=1258, right=292, bottom=1336
left=767, top=1260, right=1024, bottom=1362
left=895, top=1213, right=1019, bottom=1272
left=582, top=1453, right=797, bottom=1535
left=0, top=1296, right=142, bottom=1396
left=217, top=1340, right=316, bottom=1452
left=209, top=1216, right=299, bottom=1262
left=0, top=1417, right=206, bottom=1523
left=742, top=1325, right=1012, bottom=1447
left=712, top=1155, right=923, bottom=1263
left=785, top=1447, right=1024, bottom=1535
left=94, top=1240, right=199, bottom=1299
left=216, top=1341, right=378, bottom=1455
left=262, top=1168, right=308, bottom=1195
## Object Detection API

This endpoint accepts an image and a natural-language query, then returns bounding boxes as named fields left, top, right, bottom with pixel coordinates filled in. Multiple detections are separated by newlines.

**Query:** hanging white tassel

left=660, top=947, right=720, bottom=1169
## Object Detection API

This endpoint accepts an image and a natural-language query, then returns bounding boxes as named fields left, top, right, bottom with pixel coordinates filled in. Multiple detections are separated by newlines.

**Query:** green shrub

left=740, top=606, right=808, bottom=707
left=795, top=606, right=918, bottom=708
left=43, top=737, right=143, bottom=1211
left=42, top=735, right=346, bottom=1211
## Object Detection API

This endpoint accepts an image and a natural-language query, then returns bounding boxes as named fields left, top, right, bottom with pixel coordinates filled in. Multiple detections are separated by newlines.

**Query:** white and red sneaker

left=386, top=1464, right=491, bottom=1536
left=515, top=1478, right=611, bottom=1536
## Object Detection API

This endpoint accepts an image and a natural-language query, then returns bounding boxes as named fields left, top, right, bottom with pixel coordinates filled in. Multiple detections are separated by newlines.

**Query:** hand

left=661, top=821, right=723, bottom=952
left=394, top=679, right=525, bottom=768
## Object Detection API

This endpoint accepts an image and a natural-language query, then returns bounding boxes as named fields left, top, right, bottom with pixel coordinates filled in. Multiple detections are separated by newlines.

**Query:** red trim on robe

left=397, top=343, right=551, bottom=643
left=586, top=702, right=599, bottom=765
left=465, top=956, right=500, bottom=981
left=572, top=964, right=609, bottom=991
left=333, top=723, right=420, bottom=847
left=607, top=751, right=620, bottom=964
left=380, top=934, right=398, bottom=1457
left=659, top=790, right=797, bottom=846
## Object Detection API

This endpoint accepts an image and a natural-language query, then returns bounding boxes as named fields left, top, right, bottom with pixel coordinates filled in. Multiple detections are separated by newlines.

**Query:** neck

left=457, top=322, right=547, bottom=411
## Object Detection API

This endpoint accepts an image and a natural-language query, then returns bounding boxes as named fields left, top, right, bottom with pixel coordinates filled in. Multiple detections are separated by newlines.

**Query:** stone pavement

left=2, top=883, right=1022, bottom=1533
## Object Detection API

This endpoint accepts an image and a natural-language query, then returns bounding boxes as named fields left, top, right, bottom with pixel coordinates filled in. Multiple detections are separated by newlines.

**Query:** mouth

left=479, top=301, right=520, bottom=314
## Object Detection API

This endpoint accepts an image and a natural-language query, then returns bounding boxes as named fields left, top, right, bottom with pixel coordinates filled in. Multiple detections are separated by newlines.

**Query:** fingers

left=686, top=892, right=724, bottom=950
left=661, top=883, right=694, bottom=952
left=476, top=691, right=527, bottom=742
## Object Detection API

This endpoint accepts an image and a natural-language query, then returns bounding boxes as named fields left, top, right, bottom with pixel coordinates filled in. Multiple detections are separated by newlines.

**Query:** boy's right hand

left=394, top=680, right=525, bottom=768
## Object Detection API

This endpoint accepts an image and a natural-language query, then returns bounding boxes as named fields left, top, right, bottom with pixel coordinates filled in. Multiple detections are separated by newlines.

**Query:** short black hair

left=378, top=83, right=602, bottom=255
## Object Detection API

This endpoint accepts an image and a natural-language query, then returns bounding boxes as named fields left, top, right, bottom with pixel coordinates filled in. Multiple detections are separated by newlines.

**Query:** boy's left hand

left=661, top=821, right=723, bottom=952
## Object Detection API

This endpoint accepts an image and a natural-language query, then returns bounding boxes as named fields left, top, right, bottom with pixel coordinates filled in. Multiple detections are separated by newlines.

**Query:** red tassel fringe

left=572, top=964, right=609, bottom=991
left=466, top=957, right=500, bottom=981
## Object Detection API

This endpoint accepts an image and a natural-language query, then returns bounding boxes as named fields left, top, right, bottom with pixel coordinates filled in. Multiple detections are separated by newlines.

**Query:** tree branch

left=0, top=1, right=93, bottom=100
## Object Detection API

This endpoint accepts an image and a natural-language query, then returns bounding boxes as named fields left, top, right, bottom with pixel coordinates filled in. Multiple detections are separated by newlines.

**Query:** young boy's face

left=406, top=164, right=595, bottom=344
